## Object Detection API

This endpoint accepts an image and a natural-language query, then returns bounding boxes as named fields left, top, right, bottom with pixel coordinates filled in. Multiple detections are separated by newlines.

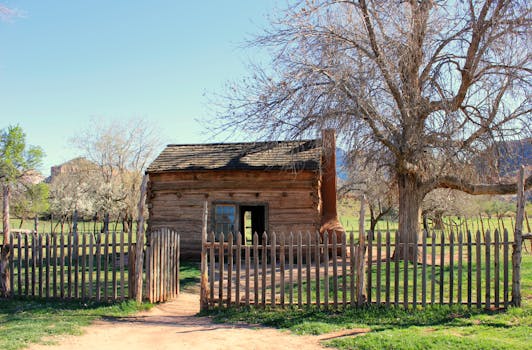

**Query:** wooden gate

left=145, top=228, right=180, bottom=303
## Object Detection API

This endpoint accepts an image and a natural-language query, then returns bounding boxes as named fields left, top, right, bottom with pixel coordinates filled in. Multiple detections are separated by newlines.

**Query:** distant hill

left=496, top=138, right=531, bottom=176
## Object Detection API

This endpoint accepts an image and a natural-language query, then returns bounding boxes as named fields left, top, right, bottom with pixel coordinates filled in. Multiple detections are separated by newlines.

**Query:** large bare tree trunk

left=1, top=184, right=11, bottom=297
left=397, top=173, right=423, bottom=261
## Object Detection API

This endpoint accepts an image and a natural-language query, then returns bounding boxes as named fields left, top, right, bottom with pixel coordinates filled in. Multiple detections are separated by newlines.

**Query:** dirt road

left=28, top=292, right=325, bottom=350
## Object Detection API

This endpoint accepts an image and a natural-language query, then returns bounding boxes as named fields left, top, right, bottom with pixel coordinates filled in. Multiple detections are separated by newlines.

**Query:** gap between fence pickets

left=200, top=227, right=520, bottom=310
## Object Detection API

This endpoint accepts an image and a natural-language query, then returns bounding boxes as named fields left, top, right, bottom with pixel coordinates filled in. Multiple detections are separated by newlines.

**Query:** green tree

left=11, top=182, right=50, bottom=229
left=0, top=125, right=44, bottom=297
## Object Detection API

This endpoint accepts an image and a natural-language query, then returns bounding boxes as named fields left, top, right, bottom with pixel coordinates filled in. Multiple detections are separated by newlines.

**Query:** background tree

left=0, top=125, right=43, bottom=296
left=11, top=182, right=49, bottom=229
left=72, top=118, right=162, bottom=232
left=215, top=0, right=532, bottom=259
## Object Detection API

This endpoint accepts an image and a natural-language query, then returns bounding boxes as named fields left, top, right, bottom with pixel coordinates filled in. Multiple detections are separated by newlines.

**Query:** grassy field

left=0, top=299, right=152, bottom=350
left=205, top=254, right=532, bottom=349
left=0, top=261, right=201, bottom=350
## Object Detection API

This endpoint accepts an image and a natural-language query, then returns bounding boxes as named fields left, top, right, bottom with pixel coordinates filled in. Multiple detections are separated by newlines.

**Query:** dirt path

left=28, top=292, right=326, bottom=350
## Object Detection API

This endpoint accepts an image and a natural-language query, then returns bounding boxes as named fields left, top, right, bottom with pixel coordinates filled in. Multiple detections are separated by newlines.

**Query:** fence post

left=356, top=195, right=366, bottom=306
left=200, top=201, right=209, bottom=311
left=134, top=175, right=148, bottom=303
left=512, top=166, right=525, bottom=307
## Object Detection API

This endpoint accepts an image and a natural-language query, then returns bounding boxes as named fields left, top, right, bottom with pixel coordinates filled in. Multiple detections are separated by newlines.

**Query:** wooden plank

left=386, top=230, right=391, bottom=308
left=261, top=232, right=267, bottom=308
left=485, top=230, right=491, bottom=309
left=403, top=236, right=408, bottom=309
left=297, top=232, right=302, bottom=308
left=376, top=230, right=382, bottom=305
left=32, top=234, right=36, bottom=297
left=350, top=231, right=355, bottom=307
left=449, top=232, right=454, bottom=305
left=38, top=234, right=43, bottom=298
left=288, top=232, right=294, bottom=306
left=306, top=232, right=311, bottom=307
left=46, top=234, right=51, bottom=298
left=413, top=233, right=418, bottom=308
left=74, top=232, right=79, bottom=298
left=494, top=229, right=500, bottom=308
left=9, top=234, right=14, bottom=298
left=431, top=231, right=436, bottom=306
left=467, top=230, right=472, bottom=308
left=245, top=245, right=250, bottom=307
left=227, top=233, right=233, bottom=307
left=104, top=232, right=109, bottom=301
left=367, top=231, right=373, bottom=304
left=503, top=229, right=509, bottom=308
left=341, top=232, right=347, bottom=308
left=17, top=233, right=22, bottom=297
left=421, top=230, right=427, bottom=308
left=236, top=233, right=242, bottom=306
left=395, top=231, right=400, bottom=307
left=512, top=166, right=525, bottom=307
left=271, top=232, right=276, bottom=308
left=177, top=233, right=180, bottom=296
left=457, top=231, right=463, bottom=306
left=67, top=233, right=72, bottom=298
left=323, top=231, right=329, bottom=310
left=315, top=231, right=320, bottom=309
left=332, top=231, right=338, bottom=309
left=439, top=232, right=445, bottom=305
left=280, top=234, right=285, bottom=308
left=254, top=232, right=259, bottom=306
left=95, top=234, right=101, bottom=302
left=60, top=233, right=64, bottom=299
left=476, top=230, right=482, bottom=308
left=209, top=232, right=215, bottom=308
left=120, top=230, right=125, bottom=300
left=81, top=233, right=86, bottom=300
left=88, top=234, right=94, bottom=300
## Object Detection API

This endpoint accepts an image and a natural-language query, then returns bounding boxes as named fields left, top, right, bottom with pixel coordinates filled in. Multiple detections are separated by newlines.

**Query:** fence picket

left=323, top=231, right=329, bottom=310
left=485, top=230, right=491, bottom=309
left=376, top=230, right=382, bottom=305
left=476, top=230, right=482, bottom=308
left=503, top=229, right=509, bottom=308
left=280, top=234, right=285, bottom=308
left=431, top=231, right=436, bottom=306
left=386, top=230, right=391, bottom=308
left=297, top=232, right=302, bottom=308
left=270, top=232, right=276, bottom=308
left=494, top=229, right=500, bottom=308
left=236, top=233, right=242, bottom=306
left=342, top=232, right=347, bottom=308
left=315, top=231, right=321, bottom=309
left=306, top=232, right=312, bottom=306
left=421, top=230, right=427, bottom=308
left=209, top=232, right=215, bottom=309
left=227, top=232, right=233, bottom=307
left=449, top=232, right=454, bottom=305
left=350, top=231, right=356, bottom=307
left=457, top=231, right=463, bottom=305
left=332, top=231, right=338, bottom=309
left=261, top=232, right=267, bottom=308
left=289, top=233, right=294, bottom=306
left=395, top=231, right=400, bottom=307
left=467, top=230, right=472, bottom=308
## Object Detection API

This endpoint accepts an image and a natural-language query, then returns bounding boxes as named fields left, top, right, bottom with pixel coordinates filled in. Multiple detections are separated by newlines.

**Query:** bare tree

left=72, top=118, right=162, bottom=232
left=215, top=0, right=532, bottom=259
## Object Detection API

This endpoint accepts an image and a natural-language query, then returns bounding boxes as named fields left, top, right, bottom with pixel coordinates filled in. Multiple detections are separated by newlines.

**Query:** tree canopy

left=216, top=0, right=531, bottom=256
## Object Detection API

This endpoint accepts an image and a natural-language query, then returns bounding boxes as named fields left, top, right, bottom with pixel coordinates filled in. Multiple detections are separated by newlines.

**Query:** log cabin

left=146, top=129, right=344, bottom=259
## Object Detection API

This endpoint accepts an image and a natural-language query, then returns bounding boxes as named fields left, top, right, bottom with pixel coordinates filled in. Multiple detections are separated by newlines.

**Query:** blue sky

left=0, top=1, right=276, bottom=174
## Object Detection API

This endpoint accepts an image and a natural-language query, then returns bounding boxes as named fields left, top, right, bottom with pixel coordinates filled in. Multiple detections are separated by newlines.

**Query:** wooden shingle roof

left=147, top=139, right=322, bottom=173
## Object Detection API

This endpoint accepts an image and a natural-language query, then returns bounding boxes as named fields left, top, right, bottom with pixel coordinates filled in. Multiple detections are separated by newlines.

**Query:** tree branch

left=428, top=174, right=532, bottom=195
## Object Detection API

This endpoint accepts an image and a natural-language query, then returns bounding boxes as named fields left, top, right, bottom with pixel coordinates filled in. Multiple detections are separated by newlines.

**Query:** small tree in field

left=215, top=0, right=532, bottom=259
left=0, top=125, right=43, bottom=296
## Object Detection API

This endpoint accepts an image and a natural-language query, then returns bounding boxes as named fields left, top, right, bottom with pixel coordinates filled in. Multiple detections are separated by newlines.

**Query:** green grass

left=0, top=299, right=152, bottom=350
left=0, top=261, right=200, bottom=350
left=203, top=254, right=532, bottom=349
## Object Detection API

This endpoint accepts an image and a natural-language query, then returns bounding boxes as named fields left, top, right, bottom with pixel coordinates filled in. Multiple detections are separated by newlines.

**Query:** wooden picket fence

left=201, top=229, right=520, bottom=310
left=3, top=229, right=180, bottom=302
left=6, top=231, right=135, bottom=301
left=145, top=228, right=180, bottom=303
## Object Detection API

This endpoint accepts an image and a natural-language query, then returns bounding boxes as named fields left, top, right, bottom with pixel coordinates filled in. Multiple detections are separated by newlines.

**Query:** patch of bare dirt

left=28, top=292, right=325, bottom=350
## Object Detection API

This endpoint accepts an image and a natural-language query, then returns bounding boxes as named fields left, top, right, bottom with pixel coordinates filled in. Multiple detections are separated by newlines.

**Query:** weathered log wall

left=147, top=170, right=321, bottom=259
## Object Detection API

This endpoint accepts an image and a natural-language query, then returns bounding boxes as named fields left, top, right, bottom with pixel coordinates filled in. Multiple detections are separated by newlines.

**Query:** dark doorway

left=239, top=205, right=266, bottom=244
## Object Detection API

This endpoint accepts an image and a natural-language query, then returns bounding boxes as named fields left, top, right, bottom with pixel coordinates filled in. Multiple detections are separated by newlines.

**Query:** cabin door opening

left=239, top=205, right=265, bottom=244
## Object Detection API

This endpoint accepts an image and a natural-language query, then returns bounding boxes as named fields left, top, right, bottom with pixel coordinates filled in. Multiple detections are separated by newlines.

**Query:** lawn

left=0, top=260, right=201, bottom=350
left=205, top=254, right=532, bottom=350
left=0, top=299, right=152, bottom=350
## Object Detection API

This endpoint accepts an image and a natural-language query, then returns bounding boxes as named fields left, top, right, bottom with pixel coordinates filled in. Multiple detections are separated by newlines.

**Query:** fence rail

left=201, top=229, right=517, bottom=310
